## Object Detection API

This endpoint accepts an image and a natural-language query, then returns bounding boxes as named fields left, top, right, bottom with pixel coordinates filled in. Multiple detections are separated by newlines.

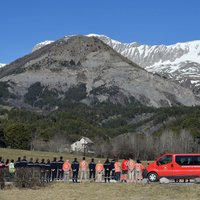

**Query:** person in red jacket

left=121, top=158, right=128, bottom=182
left=134, top=159, right=144, bottom=183
left=63, top=160, right=71, bottom=183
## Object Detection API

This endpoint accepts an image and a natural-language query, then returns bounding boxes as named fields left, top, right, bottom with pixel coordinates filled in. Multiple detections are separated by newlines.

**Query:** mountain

left=86, top=34, right=200, bottom=97
left=0, top=35, right=199, bottom=110
left=32, top=34, right=200, bottom=97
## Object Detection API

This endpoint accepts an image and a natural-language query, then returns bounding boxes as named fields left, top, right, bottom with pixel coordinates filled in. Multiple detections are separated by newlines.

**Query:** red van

left=144, top=153, right=200, bottom=182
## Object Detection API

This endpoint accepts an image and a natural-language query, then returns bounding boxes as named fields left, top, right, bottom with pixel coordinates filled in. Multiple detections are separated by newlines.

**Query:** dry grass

left=0, top=148, right=200, bottom=200
left=0, top=148, right=149, bottom=165
left=0, top=182, right=200, bottom=200
left=0, top=148, right=91, bottom=163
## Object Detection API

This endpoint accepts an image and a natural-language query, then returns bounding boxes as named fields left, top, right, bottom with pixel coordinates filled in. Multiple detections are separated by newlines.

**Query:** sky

left=0, top=0, right=200, bottom=64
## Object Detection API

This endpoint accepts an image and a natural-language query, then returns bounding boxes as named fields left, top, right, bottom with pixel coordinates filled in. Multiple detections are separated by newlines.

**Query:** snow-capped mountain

left=1, top=35, right=198, bottom=109
left=0, top=63, right=6, bottom=68
left=32, top=34, right=200, bottom=96
left=87, top=34, right=200, bottom=96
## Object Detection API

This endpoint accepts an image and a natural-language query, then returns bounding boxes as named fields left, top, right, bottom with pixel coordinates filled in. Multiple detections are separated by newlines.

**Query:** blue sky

left=1, top=0, right=200, bottom=64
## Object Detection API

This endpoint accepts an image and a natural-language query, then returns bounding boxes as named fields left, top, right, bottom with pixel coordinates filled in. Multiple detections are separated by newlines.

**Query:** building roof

left=81, top=137, right=93, bottom=144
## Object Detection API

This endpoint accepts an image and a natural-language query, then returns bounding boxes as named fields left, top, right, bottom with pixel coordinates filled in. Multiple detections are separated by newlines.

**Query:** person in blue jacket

left=57, top=156, right=64, bottom=180
left=51, top=157, right=58, bottom=181
left=71, top=158, right=79, bottom=183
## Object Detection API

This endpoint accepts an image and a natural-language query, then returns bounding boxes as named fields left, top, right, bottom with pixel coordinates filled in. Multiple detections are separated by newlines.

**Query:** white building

left=70, top=137, right=94, bottom=153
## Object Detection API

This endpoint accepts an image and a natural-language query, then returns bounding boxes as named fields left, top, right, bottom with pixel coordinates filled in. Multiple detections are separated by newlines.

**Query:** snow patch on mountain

left=0, top=63, right=6, bottom=68
left=32, top=40, right=54, bottom=52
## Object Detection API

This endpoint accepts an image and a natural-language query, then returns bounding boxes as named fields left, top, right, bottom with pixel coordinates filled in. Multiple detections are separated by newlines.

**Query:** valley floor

left=1, top=182, right=200, bottom=200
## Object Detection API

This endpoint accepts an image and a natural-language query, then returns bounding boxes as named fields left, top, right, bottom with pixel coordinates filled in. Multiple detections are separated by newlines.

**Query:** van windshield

left=157, top=155, right=172, bottom=165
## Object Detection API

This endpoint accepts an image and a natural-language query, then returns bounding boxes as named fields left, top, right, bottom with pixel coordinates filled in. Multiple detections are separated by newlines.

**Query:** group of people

left=0, top=156, right=145, bottom=183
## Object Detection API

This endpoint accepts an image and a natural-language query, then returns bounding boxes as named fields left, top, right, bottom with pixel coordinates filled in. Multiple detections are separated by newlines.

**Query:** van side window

left=175, top=156, right=200, bottom=165
left=157, top=155, right=172, bottom=165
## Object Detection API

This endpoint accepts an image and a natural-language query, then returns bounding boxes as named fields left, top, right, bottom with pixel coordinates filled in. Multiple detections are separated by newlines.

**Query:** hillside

left=1, top=103, right=200, bottom=159
left=32, top=34, right=200, bottom=97
left=86, top=34, right=200, bottom=97
left=0, top=35, right=199, bottom=111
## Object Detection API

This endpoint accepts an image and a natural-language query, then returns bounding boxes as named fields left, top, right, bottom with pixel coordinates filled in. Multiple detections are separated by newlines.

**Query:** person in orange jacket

left=95, top=160, right=104, bottom=183
left=128, top=158, right=135, bottom=182
left=134, top=159, right=144, bottom=183
left=62, top=160, right=71, bottom=182
left=121, top=158, right=128, bottom=182
left=80, top=157, right=88, bottom=182
left=114, top=159, right=121, bottom=182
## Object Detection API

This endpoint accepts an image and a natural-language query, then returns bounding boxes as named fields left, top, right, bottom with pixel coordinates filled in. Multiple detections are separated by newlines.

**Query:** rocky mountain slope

left=0, top=35, right=199, bottom=110
left=86, top=34, right=200, bottom=97
left=32, top=34, right=200, bottom=97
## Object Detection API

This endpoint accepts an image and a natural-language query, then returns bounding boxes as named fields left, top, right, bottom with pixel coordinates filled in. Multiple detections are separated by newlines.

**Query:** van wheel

left=148, top=172, right=159, bottom=182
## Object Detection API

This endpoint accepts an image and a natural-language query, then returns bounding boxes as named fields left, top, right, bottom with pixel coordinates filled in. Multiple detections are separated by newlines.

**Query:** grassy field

left=0, top=182, right=200, bottom=200
left=0, top=148, right=200, bottom=200
left=0, top=147, right=93, bottom=163
left=0, top=148, right=148, bottom=165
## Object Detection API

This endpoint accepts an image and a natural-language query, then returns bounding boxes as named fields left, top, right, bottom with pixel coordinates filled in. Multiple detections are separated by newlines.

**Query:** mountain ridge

left=0, top=35, right=199, bottom=110
left=32, top=34, right=200, bottom=96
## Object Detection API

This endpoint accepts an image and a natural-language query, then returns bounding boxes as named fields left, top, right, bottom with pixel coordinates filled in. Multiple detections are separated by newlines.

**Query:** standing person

left=114, top=159, right=121, bottom=182
left=80, top=157, right=88, bottom=182
left=57, top=156, right=64, bottom=180
left=71, top=158, right=79, bottom=183
left=51, top=157, right=58, bottom=181
left=121, top=158, right=128, bottom=182
left=104, top=158, right=111, bottom=183
left=110, top=158, right=116, bottom=180
left=8, top=159, right=15, bottom=179
left=62, top=160, right=71, bottom=183
left=15, top=157, right=21, bottom=178
left=95, top=160, right=103, bottom=183
left=134, top=159, right=144, bottom=183
left=40, top=159, right=46, bottom=182
left=27, top=158, right=34, bottom=180
left=89, top=158, right=96, bottom=181
left=128, top=158, right=135, bottom=182
left=5, top=159, right=9, bottom=168
left=33, top=158, right=40, bottom=180
left=21, top=156, right=28, bottom=168
left=34, top=158, right=40, bottom=169
left=45, top=159, right=51, bottom=182
left=0, top=157, right=4, bottom=169
left=15, top=157, right=21, bottom=168
left=27, top=158, right=34, bottom=168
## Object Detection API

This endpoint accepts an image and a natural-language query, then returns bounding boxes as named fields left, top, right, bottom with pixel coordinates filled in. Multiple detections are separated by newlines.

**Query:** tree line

left=0, top=103, right=200, bottom=159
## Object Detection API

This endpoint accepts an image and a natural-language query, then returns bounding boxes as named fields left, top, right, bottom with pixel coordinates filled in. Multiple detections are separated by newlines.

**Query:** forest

left=0, top=102, right=200, bottom=160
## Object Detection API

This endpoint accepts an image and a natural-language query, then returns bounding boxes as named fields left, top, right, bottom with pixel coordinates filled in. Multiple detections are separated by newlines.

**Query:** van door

left=156, top=155, right=173, bottom=179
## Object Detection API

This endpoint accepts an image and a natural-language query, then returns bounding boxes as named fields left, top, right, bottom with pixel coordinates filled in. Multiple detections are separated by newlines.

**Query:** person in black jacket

left=51, top=157, right=57, bottom=181
left=45, top=159, right=51, bottom=182
left=27, top=158, right=34, bottom=168
left=57, top=156, right=64, bottom=180
left=27, top=158, right=34, bottom=180
left=40, top=159, right=46, bottom=182
left=71, top=158, right=79, bottom=183
left=110, top=158, right=116, bottom=180
left=15, top=157, right=21, bottom=168
left=34, top=158, right=40, bottom=169
left=89, top=158, right=96, bottom=181
left=104, top=158, right=111, bottom=183
left=21, top=156, right=28, bottom=168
